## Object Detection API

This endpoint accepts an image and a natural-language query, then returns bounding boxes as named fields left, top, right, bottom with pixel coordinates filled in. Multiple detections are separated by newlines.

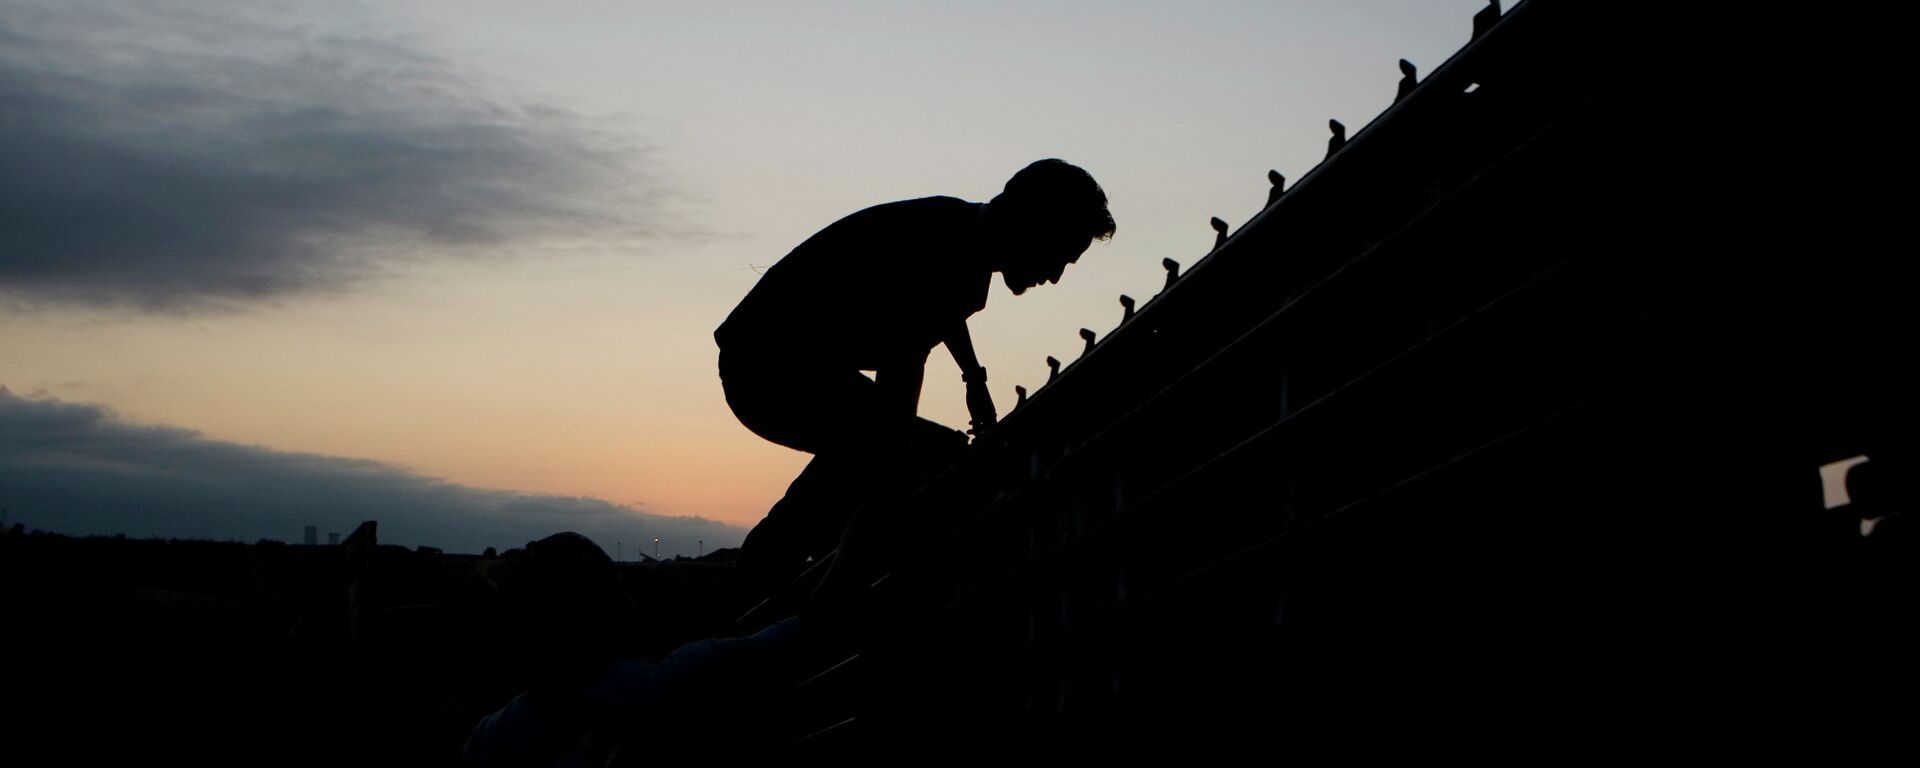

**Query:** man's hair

left=993, top=159, right=1117, bottom=241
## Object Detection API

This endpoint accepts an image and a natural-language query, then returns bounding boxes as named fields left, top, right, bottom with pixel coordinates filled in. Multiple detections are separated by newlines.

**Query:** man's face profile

left=1002, top=230, right=1089, bottom=295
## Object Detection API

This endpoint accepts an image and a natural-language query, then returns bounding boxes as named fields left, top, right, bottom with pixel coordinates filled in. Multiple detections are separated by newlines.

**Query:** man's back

left=715, top=196, right=991, bottom=372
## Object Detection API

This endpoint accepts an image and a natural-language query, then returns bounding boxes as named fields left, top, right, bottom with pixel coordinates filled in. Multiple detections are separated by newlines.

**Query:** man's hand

left=965, top=377, right=997, bottom=437
left=948, top=322, right=995, bottom=437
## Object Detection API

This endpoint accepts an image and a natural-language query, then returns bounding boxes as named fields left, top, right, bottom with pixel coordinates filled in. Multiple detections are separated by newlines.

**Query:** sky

left=1, top=0, right=1503, bottom=557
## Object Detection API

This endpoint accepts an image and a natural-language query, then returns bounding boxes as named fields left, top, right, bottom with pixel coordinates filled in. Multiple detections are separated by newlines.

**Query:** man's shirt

left=714, top=196, right=993, bottom=372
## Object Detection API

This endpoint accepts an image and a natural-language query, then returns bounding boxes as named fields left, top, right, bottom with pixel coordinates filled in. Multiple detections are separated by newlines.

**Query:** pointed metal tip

left=1472, top=0, right=1503, bottom=38
left=1396, top=59, right=1420, bottom=101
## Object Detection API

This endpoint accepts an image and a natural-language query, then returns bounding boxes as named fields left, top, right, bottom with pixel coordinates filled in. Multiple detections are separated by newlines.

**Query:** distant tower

left=328, top=532, right=341, bottom=546
left=304, top=526, right=318, bottom=546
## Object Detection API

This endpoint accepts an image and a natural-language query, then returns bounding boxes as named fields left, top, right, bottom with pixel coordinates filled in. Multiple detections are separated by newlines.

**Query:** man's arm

left=945, top=321, right=997, bottom=435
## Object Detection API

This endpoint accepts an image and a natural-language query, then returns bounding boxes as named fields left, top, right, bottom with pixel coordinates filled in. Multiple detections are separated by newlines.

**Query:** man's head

left=986, top=159, right=1116, bottom=295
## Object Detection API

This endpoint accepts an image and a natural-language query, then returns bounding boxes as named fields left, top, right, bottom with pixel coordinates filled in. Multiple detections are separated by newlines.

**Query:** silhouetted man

left=717, top=159, right=1115, bottom=594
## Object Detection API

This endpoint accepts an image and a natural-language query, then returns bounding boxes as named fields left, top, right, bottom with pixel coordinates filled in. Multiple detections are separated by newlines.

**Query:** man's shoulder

left=884, top=195, right=979, bottom=211
left=841, top=196, right=981, bottom=226
left=795, top=196, right=984, bottom=260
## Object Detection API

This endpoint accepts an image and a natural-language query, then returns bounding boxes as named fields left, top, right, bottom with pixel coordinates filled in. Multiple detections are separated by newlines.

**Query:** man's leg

left=736, top=450, right=867, bottom=595
left=721, top=351, right=968, bottom=603
left=722, top=354, right=891, bottom=598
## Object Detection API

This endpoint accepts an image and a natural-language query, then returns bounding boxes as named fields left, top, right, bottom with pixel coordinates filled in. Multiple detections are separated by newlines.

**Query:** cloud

left=0, top=386, right=744, bottom=557
left=0, top=0, right=661, bottom=313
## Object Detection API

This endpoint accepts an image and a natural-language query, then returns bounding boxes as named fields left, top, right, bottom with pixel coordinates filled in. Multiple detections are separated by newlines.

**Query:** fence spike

left=1472, top=0, right=1503, bottom=39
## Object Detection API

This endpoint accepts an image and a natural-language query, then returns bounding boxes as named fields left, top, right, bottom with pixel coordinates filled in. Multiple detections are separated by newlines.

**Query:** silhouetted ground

left=0, top=529, right=740, bottom=766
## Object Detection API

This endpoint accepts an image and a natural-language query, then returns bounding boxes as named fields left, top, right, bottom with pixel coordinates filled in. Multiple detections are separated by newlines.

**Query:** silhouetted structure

left=714, top=1, right=1914, bottom=761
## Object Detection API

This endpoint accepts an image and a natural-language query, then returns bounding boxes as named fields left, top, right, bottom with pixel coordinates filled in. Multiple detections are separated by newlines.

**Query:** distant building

left=328, top=532, right=341, bottom=546
left=303, top=526, right=318, bottom=546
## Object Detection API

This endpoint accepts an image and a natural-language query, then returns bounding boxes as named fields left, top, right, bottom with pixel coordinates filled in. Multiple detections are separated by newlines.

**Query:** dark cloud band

left=0, top=386, right=742, bottom=557
left=0, top=1, right=658, bottom=312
